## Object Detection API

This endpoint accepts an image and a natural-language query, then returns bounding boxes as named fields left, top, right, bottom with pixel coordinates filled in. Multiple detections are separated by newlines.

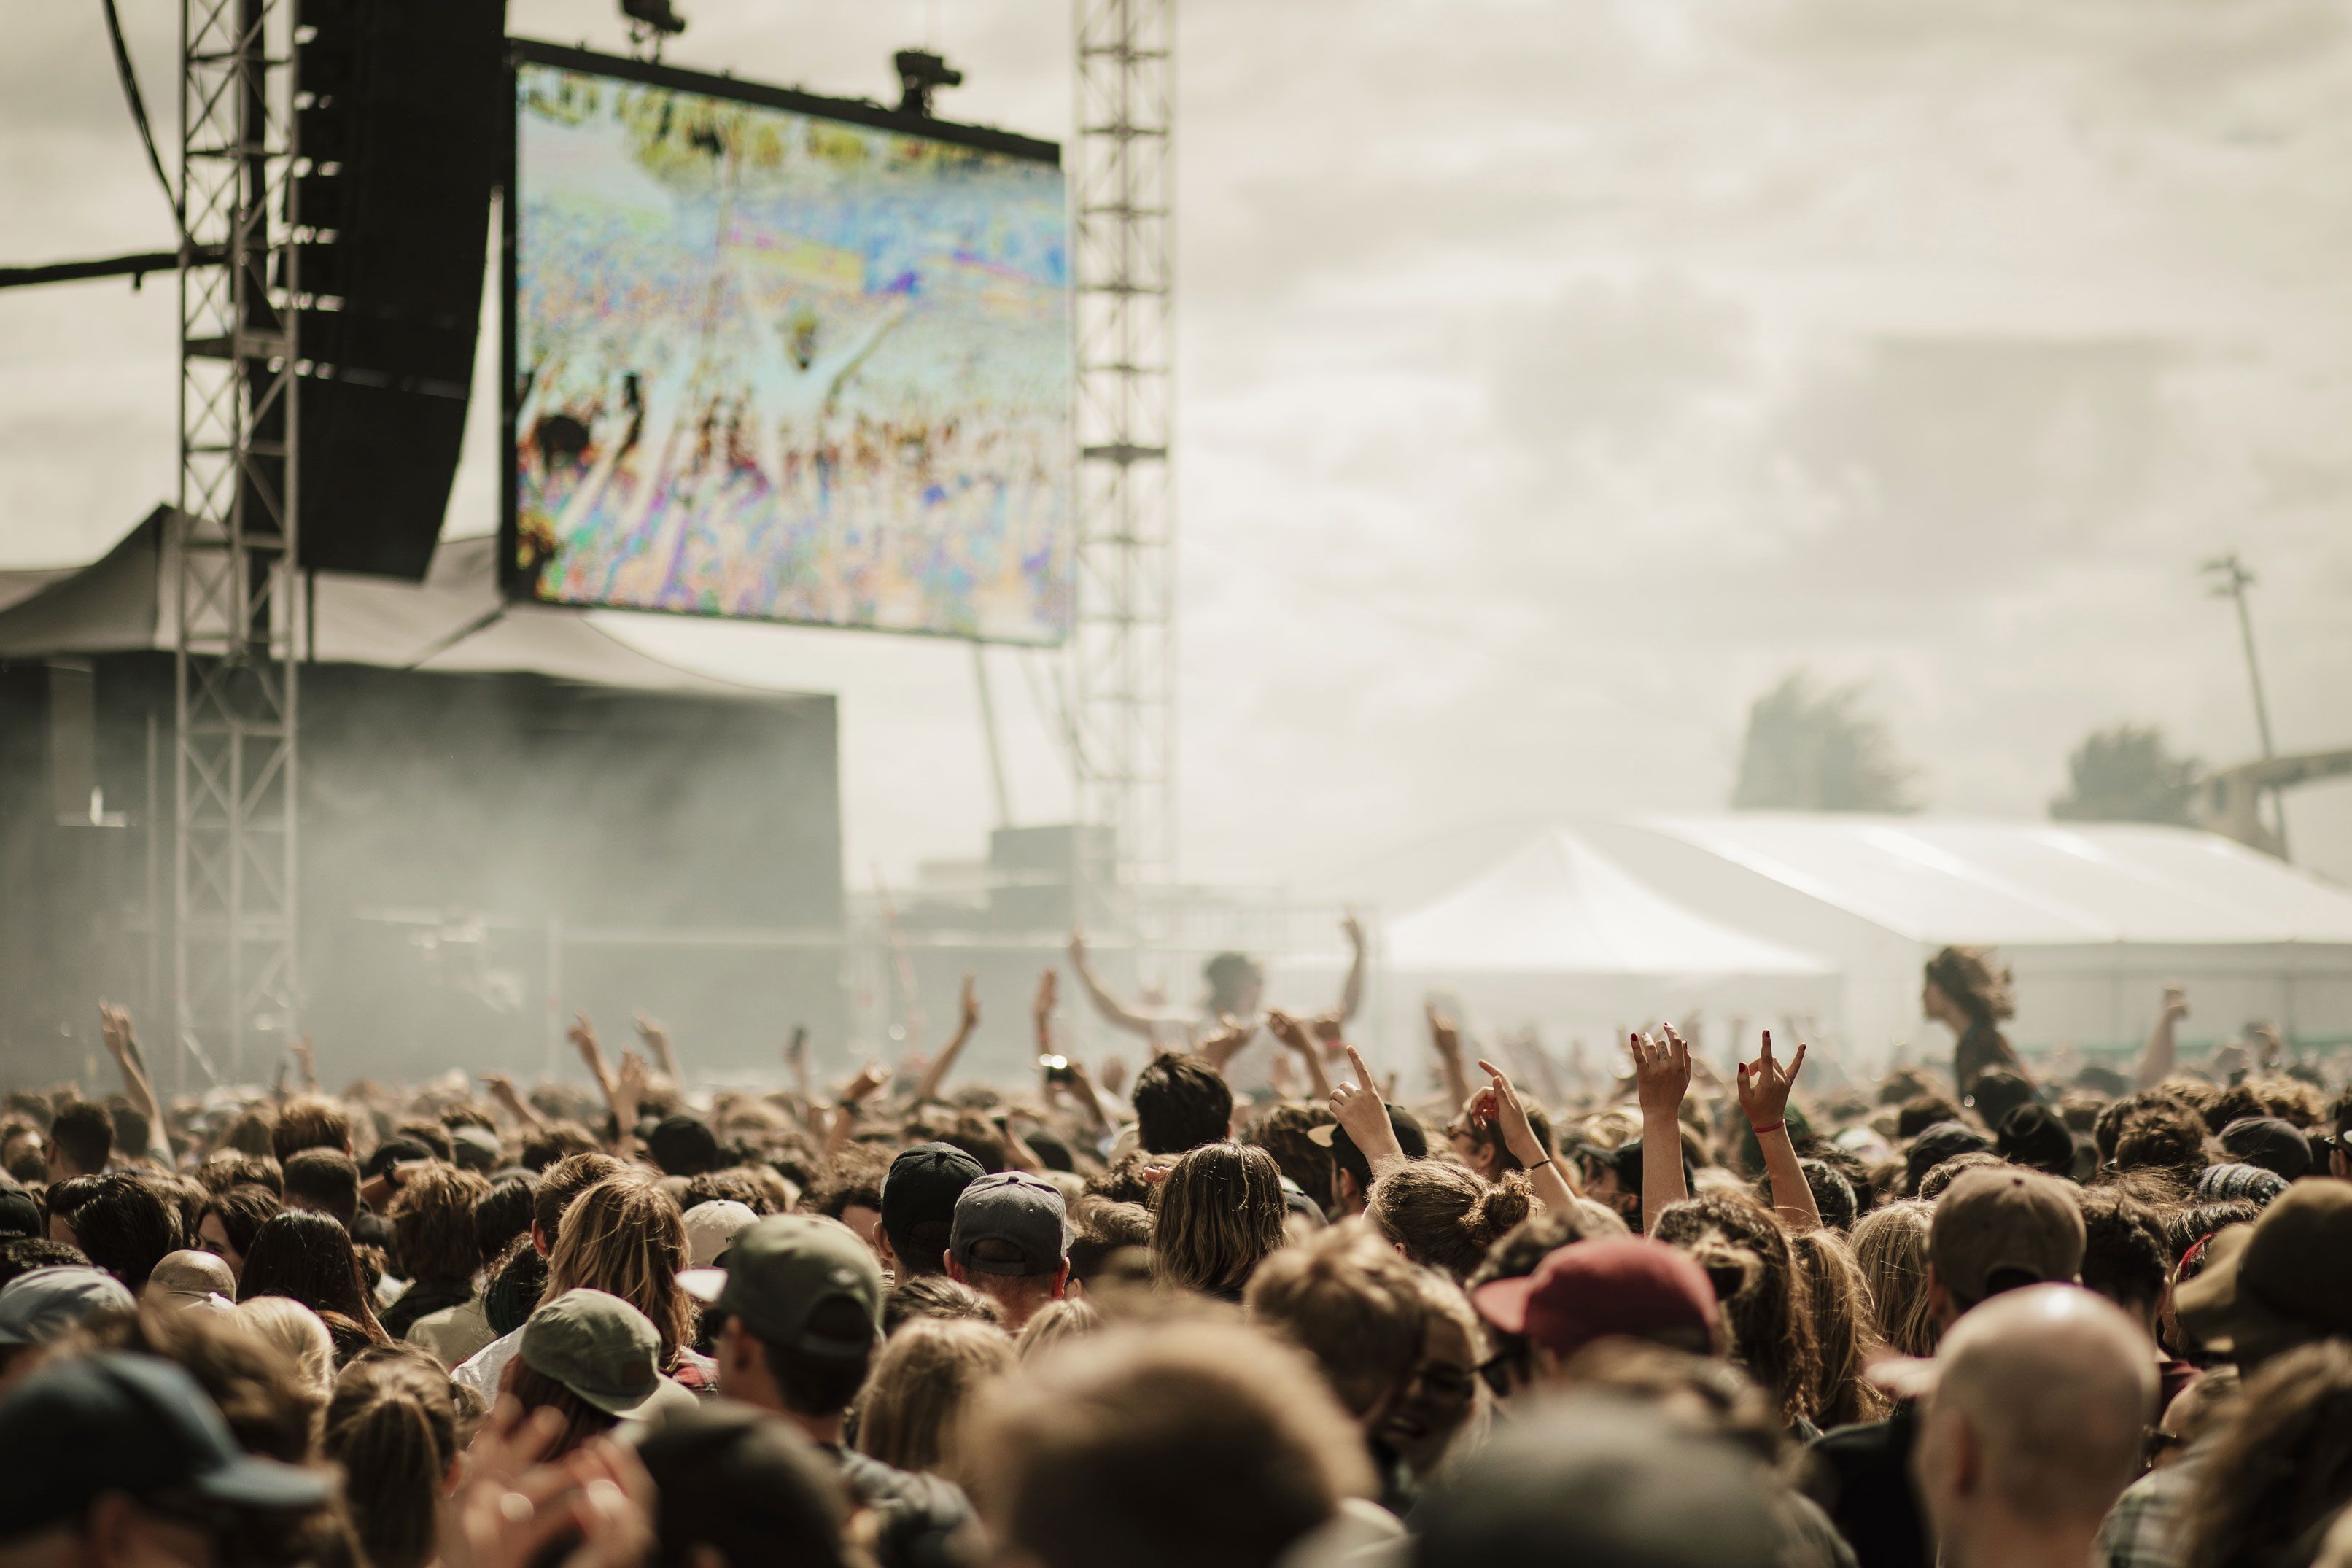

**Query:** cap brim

left=1864, top=1353, right=1939, bottom=1401
left=2173, top=1225, right=2259, bottom=1356
left=1305, top=1124, right=1338, bottom=1148
left=194, top=1453, right=335, bottom=1512
left=1470, top=1275, right=1537, bottom=1335
left=591, top=1375, right=700, bottom=1422
left=678, top=1267, right=728, bottom=1306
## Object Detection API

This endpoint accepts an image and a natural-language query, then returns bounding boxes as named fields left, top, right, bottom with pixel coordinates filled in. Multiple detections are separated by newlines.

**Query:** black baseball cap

left=1995, top=1103, right=2076, bottom=1176
left=2218, top=1117, right=2313, bottom=1183
left=680, top=1215, right=883, bottom=1357
left=880, top=1143, right=983, bottom=1276
left=1308, top=1105, right=1430, bottom=1188
left=0, top=1185, right=39, bottom=1240
left=950, top=1172, right=1067, bottom=1276
left=0, top=1351, right=330, bottom=1541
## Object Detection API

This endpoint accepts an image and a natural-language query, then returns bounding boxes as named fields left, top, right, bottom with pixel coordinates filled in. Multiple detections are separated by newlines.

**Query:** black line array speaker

left=285, top=0, right=505, bottom=580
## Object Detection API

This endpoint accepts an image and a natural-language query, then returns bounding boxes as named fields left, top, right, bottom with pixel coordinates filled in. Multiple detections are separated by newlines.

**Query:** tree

left=1730, top=672, right=1916, bottom=812
left=2049, top=724, right=2202, bottom=826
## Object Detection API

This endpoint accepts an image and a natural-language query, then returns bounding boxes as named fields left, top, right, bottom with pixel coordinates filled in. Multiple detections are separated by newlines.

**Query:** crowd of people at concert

left=2, top=939, right=2350, bottom=1568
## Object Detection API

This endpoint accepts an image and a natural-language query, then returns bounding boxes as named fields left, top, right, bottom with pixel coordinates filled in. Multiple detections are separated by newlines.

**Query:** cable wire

left=101, top=0, right=184, bottom=239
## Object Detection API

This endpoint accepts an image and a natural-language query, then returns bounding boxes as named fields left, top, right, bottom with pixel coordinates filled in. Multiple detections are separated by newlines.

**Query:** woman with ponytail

left=322, top=1350, right=459, bottom=1568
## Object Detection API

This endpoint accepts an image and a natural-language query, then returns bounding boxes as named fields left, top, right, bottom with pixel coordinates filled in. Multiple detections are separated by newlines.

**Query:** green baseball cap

left=519, top=1289, right=698, bottom=1421
left=679, top=1214, right=882, bottom=1357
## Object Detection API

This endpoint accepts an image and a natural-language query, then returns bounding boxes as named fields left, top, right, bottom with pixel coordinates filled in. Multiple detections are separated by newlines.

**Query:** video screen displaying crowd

left=2, top=933, right=2350, bottom=1568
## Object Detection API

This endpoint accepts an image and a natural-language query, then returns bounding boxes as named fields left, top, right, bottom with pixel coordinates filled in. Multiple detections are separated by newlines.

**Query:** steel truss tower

left=176, top=0, right=300, bottom=1078
left=1071, top=0, right=1176, bottom=936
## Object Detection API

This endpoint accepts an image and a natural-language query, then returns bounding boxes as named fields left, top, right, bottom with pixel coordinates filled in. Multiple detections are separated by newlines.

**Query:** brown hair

left=196, top=1154, right=283, bottom=1196
left=326, top=1352, right=460, bottom=1568
left=271, top=1096, right=353, bottom=1163
left=501, top=1357, right=619, bottom=1459
left=388, top=1163, right=491, bottom=1282
left=2181, top=1341, right=2352, bottom=1568
left=53, top=1305, right=325, bottom=1465
left=281, top=1149, right=362, bottom=1230
left=1244, top=1220, right=1427, bottom=1421
left=1850, top=1199, right=1936, bottom=1358
left=1243, top=1105, right=1337, bottom=1216
left=855, top=1316, right=1016, bottom=1476
left=1925, top=946, right=2015, bottom=1024
left=959, top=1322, right=1374, bottom=1568
left=1652, top=1195, right=1819, bottom=1427
left=532, top=1151, right=626, bottom=1247
left=1367, top=1163, right=1533, bottom=1281
left=544, top=1173, right=692, bottom=1368
left=1149, top=1142, right=1286, bottom=1298
left=1792, top=1228, right=1890, bottom=1428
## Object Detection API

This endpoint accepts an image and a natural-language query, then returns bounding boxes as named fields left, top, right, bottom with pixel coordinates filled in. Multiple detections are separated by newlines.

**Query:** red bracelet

left=1750, top=1120, right=1785, bottom=1136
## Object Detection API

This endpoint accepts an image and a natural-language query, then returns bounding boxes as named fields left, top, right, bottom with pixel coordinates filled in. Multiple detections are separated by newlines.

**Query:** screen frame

left=498, top=38, right=1073, bottom=645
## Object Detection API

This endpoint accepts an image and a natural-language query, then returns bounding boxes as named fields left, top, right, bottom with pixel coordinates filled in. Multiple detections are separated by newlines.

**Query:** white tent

left=1335, top=828, right=1838, bottom=1060
left=1577, top=812, right=2352, bottom=1061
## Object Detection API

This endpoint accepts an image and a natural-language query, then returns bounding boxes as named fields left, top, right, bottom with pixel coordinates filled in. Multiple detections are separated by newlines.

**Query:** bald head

left=1916, top=1285, right=2154, bottom=1561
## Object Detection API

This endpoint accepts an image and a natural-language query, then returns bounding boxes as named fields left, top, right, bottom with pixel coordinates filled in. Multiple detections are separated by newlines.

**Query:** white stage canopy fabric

left=1580, top=813, right=2352, bottom=1060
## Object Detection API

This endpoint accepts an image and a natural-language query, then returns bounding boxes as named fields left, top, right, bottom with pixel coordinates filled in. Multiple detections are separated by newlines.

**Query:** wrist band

left=1749, top=1120, right=1785, bottom=1136
left=1529, top=1158, right=1557, bottom=1173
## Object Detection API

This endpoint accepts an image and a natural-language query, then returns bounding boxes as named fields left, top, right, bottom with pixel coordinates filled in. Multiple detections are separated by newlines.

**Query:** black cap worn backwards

left=880, top=1143, right=984, bottom=1276
left=0, top=1351, right=330, bottom=1542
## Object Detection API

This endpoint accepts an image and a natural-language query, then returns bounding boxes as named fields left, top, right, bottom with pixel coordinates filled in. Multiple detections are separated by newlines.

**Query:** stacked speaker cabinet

left=287, top=0, right=505, bottom=579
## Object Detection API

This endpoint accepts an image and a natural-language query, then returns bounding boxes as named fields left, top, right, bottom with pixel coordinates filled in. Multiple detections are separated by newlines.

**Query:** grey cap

left=950, top=1171, right=1067, bottom=1277
left=678, top=1214, right=882, bottom=1357
left=519, top=1288, right=696, bottom=1421
left=0, top=1266, right=136, bottom=1347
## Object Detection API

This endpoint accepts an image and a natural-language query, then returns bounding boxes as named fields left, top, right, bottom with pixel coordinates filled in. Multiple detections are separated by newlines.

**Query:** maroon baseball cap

left=1470, top=1238, right=1720, bottom=1361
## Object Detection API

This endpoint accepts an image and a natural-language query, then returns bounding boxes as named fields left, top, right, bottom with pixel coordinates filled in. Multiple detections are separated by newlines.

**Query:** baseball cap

left=449, top=1125, right=503, bottom=1174
left=142, top=1250, right=237, bottom=1311
left=1995, top=1103, right=2076, bottom=1176
left=0, top=1351, right=330, bottom=1541
left=0, top=1186, right=39, bottom=1240
left=2218, top=1117, right=2313, bottom=1182
left=0, top=1266, right=135, bottom=1347
left=1471, top=1239, right=1720, bottom=1362
left=1412, top=1393, right=1779, bottom=1568
left=648, top=1116, right=721, bottom=1178
left=680, top=1215, right=882, bottom=1357
left=1906, top=1122, right=1994, bottom=1194
left=683, top=1200, right=760, bottom=1269
left=950, top=1172, right=1067, bottom=1277
left=1307, top=1105, right=1431, bottom=1187
left=880, top=1143, right=984, bottom=1274
left=2174, top=1177, right=2352, bottom=1366
left=518, top=1289, right=698, bottom=1421
left=1928, top=1168, right=2084, bottom=1306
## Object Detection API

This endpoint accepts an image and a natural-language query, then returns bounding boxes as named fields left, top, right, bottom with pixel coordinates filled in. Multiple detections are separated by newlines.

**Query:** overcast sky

left=7, top=0, right=2351, bottom=909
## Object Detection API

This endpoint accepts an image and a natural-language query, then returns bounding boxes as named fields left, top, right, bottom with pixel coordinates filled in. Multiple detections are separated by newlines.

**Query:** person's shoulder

left=451, top=1327, right=521, bottom=1388
left=837, top=1447, right=970, bottom=1523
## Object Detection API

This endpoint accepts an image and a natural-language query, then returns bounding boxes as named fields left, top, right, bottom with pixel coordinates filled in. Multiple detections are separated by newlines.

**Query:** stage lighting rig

left=894, top=49, right=963, bottom=116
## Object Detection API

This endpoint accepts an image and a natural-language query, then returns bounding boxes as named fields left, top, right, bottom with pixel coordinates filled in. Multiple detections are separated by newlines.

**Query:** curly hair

left=1925, top=945, right=2015, bottom=1024
left=1151, top=1142, right=1287, bottom=1298
left=388, top=1163, right=490, bottom=1283
left=1243, top=1103, right=1337, bottom=1216
left=1244, top=1221, right=1428, bottom=1421
left=1651, top=1195, right=1818, bottom=1427
left=1367, top=1163, right=1532, bottom=1283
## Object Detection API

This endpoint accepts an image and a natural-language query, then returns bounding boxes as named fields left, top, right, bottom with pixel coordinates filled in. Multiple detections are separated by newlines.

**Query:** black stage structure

left=0, top=516, right=845, bottom=1086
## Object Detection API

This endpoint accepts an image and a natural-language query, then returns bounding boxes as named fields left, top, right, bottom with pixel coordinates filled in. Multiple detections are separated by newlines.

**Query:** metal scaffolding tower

left=1071, top=0, right=1176, bottom=936
left=176, top=0, right=301, bottom=1079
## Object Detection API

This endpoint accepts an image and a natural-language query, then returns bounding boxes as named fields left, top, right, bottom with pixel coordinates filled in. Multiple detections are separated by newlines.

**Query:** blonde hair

left=544, top=1174, right=692, bottom=1367
left=855, top=1316, right=1016, bottom=1477
left=1792, top=1227, right=1891, bottom=1427
left=1014, top=1297, right=1103, bottom=1364
left=1850, top=1199, right=1936, bottom=1358
left=1149, top=1141, right=1287, bottom=1297
left=235, top=1295, right=335, bottom=1402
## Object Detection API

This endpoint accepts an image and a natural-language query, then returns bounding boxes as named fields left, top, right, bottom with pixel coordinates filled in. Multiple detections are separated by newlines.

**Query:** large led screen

left=505, top=47, right=1072, bottom=643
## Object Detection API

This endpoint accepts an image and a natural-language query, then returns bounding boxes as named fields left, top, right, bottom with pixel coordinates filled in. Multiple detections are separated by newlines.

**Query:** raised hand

left=98, top=1002, right=136, bottom=1061
left=1330, top=1043, right=1404, bottom=1170
left=1734, top=1029, right=1807, bottom=1131
left=1471, top=1058, right=1545, bottom=1167
left=568, top=1012, right=609, bottom=1082
left=2161, top=983, right=2189, bottom=1024
left=632, top=1013, right=669, bottom=1054
left=839, top=1060, right=890, bottom=1104
left=443, top=1399, right=655, bottom=1568
left=1266, top=1009, right=1317, bottom=1058
left=958, top=974, right=980, bottom=1035
left=1629, top=1028, right=1691, bottom=1122
left=481, top=1072, right=524, bottom=1110
left=613, top=1050, right=651, bottom=1114
left=1033, top=969, right=1059, bottom=1042
left=1198, top=1014, right=1254, bottom=1071
left=1427, top=1004, right=1464, bottom=1062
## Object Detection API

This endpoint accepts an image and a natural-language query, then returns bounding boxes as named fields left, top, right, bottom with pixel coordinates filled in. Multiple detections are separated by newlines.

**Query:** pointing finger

left=1343, top=1042, right=1374, bottom=1091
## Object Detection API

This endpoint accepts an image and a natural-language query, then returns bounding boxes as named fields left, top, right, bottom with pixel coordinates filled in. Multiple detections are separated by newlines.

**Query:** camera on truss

left=894, top=49, right=963, bottom=117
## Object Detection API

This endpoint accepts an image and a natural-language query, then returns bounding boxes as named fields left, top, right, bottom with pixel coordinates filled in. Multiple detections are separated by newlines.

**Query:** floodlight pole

left=2203, top=554, right=2286, bottom=858
left=176, top=0, right=302, bottom=1082
left=1071, top=0, right=1176, bottom=942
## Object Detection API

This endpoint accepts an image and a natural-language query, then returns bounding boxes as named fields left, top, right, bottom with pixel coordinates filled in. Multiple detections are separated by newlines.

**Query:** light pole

left=2202, top=554, right=2286, bottom=857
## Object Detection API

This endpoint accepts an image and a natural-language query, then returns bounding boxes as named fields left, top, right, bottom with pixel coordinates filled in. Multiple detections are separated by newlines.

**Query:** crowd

left=2, top=940, right=2350, bottom=1568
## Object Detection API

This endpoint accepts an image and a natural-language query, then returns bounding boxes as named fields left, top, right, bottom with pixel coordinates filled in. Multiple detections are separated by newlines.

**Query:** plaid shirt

left=2098, top=1451, right=2207, bottom=1568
